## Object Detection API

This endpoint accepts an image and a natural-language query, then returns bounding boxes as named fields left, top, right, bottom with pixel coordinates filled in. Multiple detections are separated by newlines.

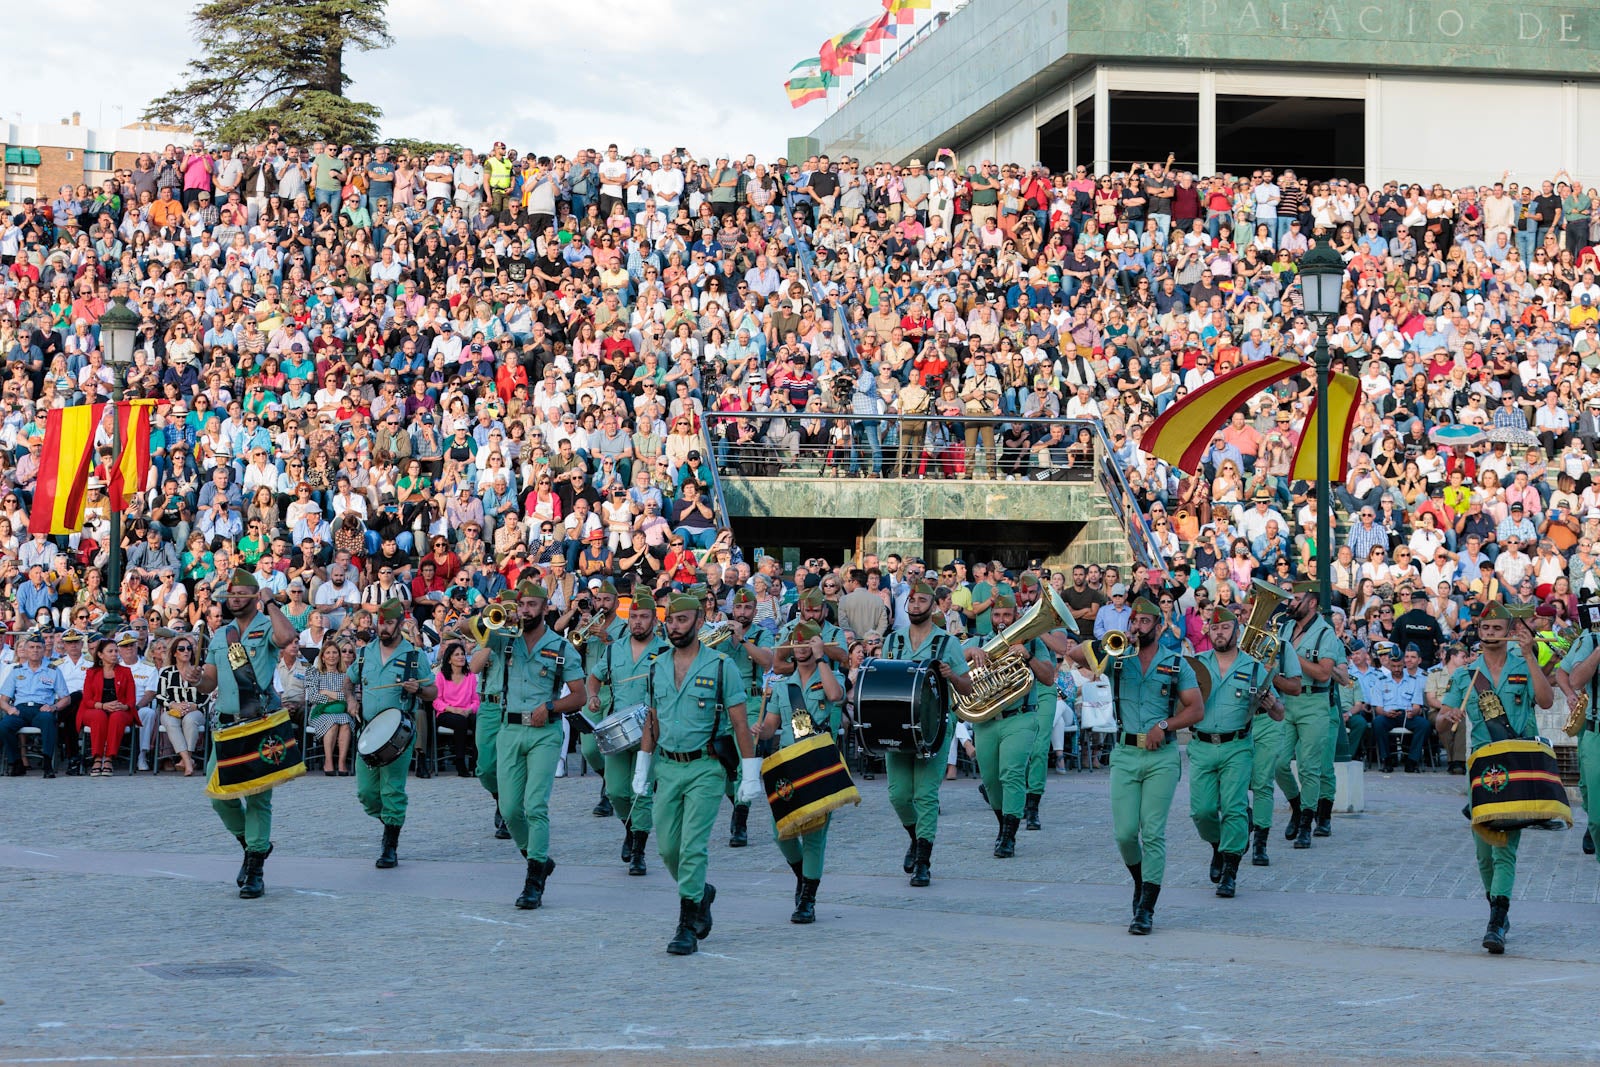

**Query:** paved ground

left=2, top=754, right=1599, bottom=1065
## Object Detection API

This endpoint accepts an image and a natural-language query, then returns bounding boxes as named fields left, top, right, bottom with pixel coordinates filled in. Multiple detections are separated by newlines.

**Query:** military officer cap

left=378, top=598, right=406, bottom=621
left=667, top=592, right=702, bottom=614
left=17, top=630, right=43, bottom=646
left=229, top=567, right=260, bottom=590
left=1131, top=596, right=1161, bottom=617
left=732, top=588, right=756, bottom=605
left=798, top=587, right=825, bottom=607
left=909, top=578, right=936, bottom=599
left=115, top=630, right=139, bottom=647
left=994, top=592, right=1017, bottom=611
left=631, top=593, right=656, bottom=615
left=62, top=630, right=84, bottom=643
left=515, top=580, right=548, bottom=600
left=792, top=620, right=822, bottom=643
left=1209, top=606, right=1236, bottom=625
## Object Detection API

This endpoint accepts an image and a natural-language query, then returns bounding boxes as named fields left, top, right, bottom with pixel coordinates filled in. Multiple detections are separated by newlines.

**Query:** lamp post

left=97, top=295, right=139, bottom=635
left=1294, top=237, right=1346, bottom=619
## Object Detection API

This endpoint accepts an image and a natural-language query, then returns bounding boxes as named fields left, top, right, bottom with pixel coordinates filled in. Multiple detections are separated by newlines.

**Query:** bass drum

left=853, top=657, right=948, bottom=758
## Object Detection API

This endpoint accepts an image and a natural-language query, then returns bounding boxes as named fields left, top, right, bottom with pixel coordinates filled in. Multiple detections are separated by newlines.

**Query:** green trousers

left=1188, top=736, right=1253, bottom=855
left=653, top=755, right=724, bottom=901
left=1474, top=828, right=1521, bottom=897
left=496, top=720, right=563, bottom=861
left=975, top=710, right=1038, bottom=818
left=1110, top=741, right=1182, bottom=884
left=1581, top=729, right=1600, bottom=868
left=604, top=749, right=654, bottom=832
left=1281, top=692, right=1330, bottom=810
left=1251, top=715, right=1292, bottom=829
left=885, top=713, right=955, bottom=840
left=207, top=748, right=272, bottom=852
left=1320, top=707, right=1367, bottom=803
left=1025, top=699, right=1054, bottom=795
left=475, top=699, right=501, bottom=797
left=579, top=728, right=604, bottom=776
left=775, top=811, right=831, bottom=879
left=356, top=737, right=413, bottom=828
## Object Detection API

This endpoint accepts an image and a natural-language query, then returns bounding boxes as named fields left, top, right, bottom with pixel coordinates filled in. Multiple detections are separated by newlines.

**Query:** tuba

left=699, top=621, right=734, bottom=649
left=1241, top=579, right=1290, bottom=666
left=954, top=588, right=1074, bottom=723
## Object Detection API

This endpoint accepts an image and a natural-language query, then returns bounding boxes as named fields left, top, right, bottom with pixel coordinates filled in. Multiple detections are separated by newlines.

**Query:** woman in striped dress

left=305, top=641, right=352, bottom=775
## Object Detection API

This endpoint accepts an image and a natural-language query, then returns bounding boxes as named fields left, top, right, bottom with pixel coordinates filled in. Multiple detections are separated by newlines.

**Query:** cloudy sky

left=6, top=0, right=942, bottom=157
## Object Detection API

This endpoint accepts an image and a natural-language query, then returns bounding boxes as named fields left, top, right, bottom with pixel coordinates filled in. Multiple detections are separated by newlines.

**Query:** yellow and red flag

left=1288, top=370, right=1361, bottom=482
left=27, top=400, right=157, bottom=534
left=106, top=399, right=157, bottom=510
left=1141, top=358, right=1304, bottom=475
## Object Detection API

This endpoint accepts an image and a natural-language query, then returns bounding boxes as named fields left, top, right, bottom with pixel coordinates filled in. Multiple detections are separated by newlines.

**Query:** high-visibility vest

left=486, top=156, right=514, bottom=191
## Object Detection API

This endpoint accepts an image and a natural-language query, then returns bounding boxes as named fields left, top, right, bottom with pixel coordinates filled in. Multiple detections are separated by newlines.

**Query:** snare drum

left=595, top=703, right=649, bottom=755
left=853, top=657, right=948, bottom=758
left=357, top=708, right=417, bottom=768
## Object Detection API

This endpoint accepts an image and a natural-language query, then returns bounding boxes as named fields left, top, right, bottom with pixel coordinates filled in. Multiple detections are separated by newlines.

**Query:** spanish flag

left=106, top=399, right=157, bottom=510
left=27, top=400, right=157, bottom=535
left=1288, top=370, right=1361, bottom=482
left=1141, top=358, right=1304, bottom=475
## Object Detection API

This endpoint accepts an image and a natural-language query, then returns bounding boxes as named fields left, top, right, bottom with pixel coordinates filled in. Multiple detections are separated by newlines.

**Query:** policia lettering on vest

left=1063, top=596, right=1203, bottom=935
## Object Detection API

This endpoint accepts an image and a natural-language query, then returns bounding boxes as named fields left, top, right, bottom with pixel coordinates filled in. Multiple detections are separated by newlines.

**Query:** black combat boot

left=514, top=857, right=555, bottom=909
left=1314, top=798, right=1333, bottom=837
left=728, top=804, right=750, bottom=847
left=692, top=883, right=716, bottom=939
left=667, top=897, right=699, bottom=955
left=909, top=838, right=933, bottom=887
left=789, top=860, right=805, bottom=906
left=1215, top=854, right=1240, bottom=898
left=492, top=797, right=511, bottom=840
left=902, top=824, right=918, bottom=873
left=628, top=832, right=649, bottom=876
left=1126, top=863, right=1143, bottom=917
left=1024, top=793, right=1042, bottom=831
left=994, top=814, right=1020, bottom=858
left=1129, top=882, right=1160, bottom=935
left=1283, top=797, right=1303, bottom=840
left=1584, top=827, right=1595, bottom=855
left=239, top=848, right=269, bottom=900
left=1293, top=809, right=1313, bottom=849
left=621, top=825, right=635, bottom=862
left=992, top=806, right=1005, bottom=846
left=792, top=878, right=819, bottom=924
left=234, top=835, right=249, bottom=888
left=594, top=779, right=613, bottom=818
left=1208, top=844, right=1223, bottom=884
left=1483, top=895, right=1510, bottom=954
left=1251, top=827, right=1271, bottom=867
left=376, top=824, right=400, bottom=869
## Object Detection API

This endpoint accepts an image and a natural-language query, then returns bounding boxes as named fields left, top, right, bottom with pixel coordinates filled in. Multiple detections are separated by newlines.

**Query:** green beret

left=229, top=568, right=259, bottom=590
left=908, top=579, right=936, bottom=599
left=1131, top=596, right=1161, bottom=618
left=798, top=587, right=825, bottom=607
left=515, top=580, right=548, bottom=600
left=732, top=588, right=755, bottom=605
left=994, top=593, right=1017, bottom=611
left=1209, top=606, right=1236, bottom=626
left=1017, top=573, right=1041, bottom=590
left=792, top=620, right=822, bottom=643
left=631, top=593, right=656, bottom=615
left=667, top=593, right=701, bottom=614
left=378, top=598, right=406, bottom=621
left=1289, top=580, right=1318, bottom=594
left=1481, top=601, right=1513, bottom=621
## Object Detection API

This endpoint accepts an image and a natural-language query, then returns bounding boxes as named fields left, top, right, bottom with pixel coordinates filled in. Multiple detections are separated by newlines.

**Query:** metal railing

left=697, top=420, right=733, bottom=532
left=1087, top=421, right=1172, bottom=583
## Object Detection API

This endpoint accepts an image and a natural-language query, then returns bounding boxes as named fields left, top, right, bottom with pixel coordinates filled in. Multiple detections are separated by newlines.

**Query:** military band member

left=754, top=587, right=842, bottom=846
left=1442, top=602, right=1553, bottom=954
left=1276, top=581, right=1345, bottom=850
left=587, top=590, right=669, bottom=874
left=193, top=569, right=298, bottom=899
left=882, top=579, right=974, bottom=887
left=566, top=581, right=624, bottom=817
left=469, top=580, right=586, bottom=910
left=967, top=593, right=1054, bottom=859
left=756, top=620, right=845, bottom=923
left=473, top=590, right=519, bottom=839
left=632, top=592, right=757, bottom=955
left=347, top=599, right=436, bottom=869
left=1247, top=593, right=1305, bottom=867
left=1016, top=573, right=1074, bottom=830
left=1063, top=596, right=1203, bottom=934
left=1554, top=619, right=1600, bottom=862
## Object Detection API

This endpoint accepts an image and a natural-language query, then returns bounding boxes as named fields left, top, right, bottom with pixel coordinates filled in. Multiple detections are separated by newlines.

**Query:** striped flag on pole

left=105, top=399, right=157, bottom=511
left=27, top=400, right=158, bottom=534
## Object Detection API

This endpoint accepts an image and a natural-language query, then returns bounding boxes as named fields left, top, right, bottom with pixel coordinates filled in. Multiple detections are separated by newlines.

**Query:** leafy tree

left=144, top=0, right=391, bottom=146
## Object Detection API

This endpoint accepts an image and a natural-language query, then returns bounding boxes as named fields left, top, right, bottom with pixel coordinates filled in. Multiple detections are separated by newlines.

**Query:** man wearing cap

left=588, top=590, right=670, bottom=875
left=470, top=580, right=586, bottom=910
left=1188, top=607, right=1277, bottom=898
left=1017, top=574, right=1075, bottom=830
left=633, top=591, right=756, bottom=955
left=1555, top=620, right=1600, bottom=860
left=193, top=569, right=299, bottom=899
left=471, top=591, right=518, bottom=839
left=1275, top=581, right=1347, bottom=849
left=1368, top=643, right=1428, bottom=773
left=53, top=630, right=91, bottom=775
left=1443, top=601, right=1553, bottom=953
left=1062, top=596, right=1203, bottom=935
left=0, top=632, right=70, bottom=777
left=755, top=618, right=845, bottom=923
left=573, top=580, right=628, bottom=817
left=1094, top=583, right=1132, bottom=638
left=968, top=593, right=1055, bottom=860
left=118, top=631, right=161, bottom=772
left=882, top=579, right=975, bottom=887
left=347, top=600, right=436, bottom=870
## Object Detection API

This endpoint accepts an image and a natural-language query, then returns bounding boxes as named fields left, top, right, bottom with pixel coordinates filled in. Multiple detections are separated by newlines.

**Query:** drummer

left=1016, top=573, right=1074, bottom=831
left=967, top=593, right=1055, bottom=861
left=576, top=580, right=628, bottom=818
left=720, top=587, right=777, bottom=848
left=347, top=599, right=436, bottom=871
left=881, top=579, right=976, bottom=888
left=587, top=590, right=669, bottom=875
left=755, top=619, right=845, bottom=924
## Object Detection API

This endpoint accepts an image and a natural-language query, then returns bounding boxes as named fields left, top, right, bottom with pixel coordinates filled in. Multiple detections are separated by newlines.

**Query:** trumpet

left=699, top=621, right=735, bottom=648
left=464, top=602, right=518, bottom=646
left=570, top=613, right=614, bottom=656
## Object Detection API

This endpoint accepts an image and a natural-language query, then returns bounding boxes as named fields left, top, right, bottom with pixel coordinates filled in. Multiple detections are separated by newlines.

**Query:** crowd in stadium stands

left=0, top=133, right=1596, bottom=777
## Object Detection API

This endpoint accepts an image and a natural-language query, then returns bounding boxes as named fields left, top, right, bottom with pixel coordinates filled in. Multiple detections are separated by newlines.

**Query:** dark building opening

left=1107, top=91, right=1200, bottom=173
left=1215, top=95, right=1365, bottom=180
left=924, top=520, right=1084, bottom=572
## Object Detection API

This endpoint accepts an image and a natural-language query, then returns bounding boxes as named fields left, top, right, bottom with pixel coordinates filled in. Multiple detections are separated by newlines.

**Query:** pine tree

left=143, top=0, right=392, bottom=145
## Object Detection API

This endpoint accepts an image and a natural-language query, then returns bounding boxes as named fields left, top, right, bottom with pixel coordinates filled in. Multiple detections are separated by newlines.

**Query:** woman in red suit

left=79, top=638, right=137, bottom=777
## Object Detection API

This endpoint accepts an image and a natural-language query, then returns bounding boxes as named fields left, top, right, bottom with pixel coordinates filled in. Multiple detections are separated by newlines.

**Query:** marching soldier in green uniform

left=754, top=587, right=841, bottom=846
left=193, top=569, right=299, bottom=899
left=632, top=592, right=758, bottom=955
left=587, top=590, right=669, bottom=875
left=573, top=581, right=628, bottom=817
left=756, top=620, right=845, bottom=923
left=473, top=591, right=518, bottom=840
left=1443, top=602, right=1554, bottom=954
left=718, top=588, right=778, bottom=847
left=882, top=579, right=975, bottom=887
left=968, top=593, right=1055, bottom=859
left=1016, top=573, right=1074, bottom=830
left=1554, top=613, right=1600, bottom=862
left=347, top=599, right=436, bottom=869
left=1188, top=607, right=1280, bottom=898
left=469, top=580, right=586, bottom=910
left=1063, top=596, right=1203, bottom=934
left=1276, top=581, right=1344, bottom=850
left=1246, top=590, right=1305, bottom=868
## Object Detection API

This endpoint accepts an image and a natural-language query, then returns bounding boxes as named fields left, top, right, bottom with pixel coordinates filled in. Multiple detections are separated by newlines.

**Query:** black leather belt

left=1118, top=731, right=1171, bottom=748
left=998, top=703, right=1035, bottom=720
left=1193, top=726, right=1251, bottom=744
left=502, top=711, right=557, bottom=727
left=1305, top=685, right=1331, bottom=693
left=658, top=746, right=716, bottom=763
left=1585, top=718, right=1600, bottom=735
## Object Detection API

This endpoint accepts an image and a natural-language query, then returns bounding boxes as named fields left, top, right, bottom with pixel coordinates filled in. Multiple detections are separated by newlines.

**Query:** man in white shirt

left=313, top=565, right=361, bottom=631
left=423, top=152, right=454, bottom=209
left=650, top=161, right=684, bottom=217
left=453, top=149, right=484, bottom=210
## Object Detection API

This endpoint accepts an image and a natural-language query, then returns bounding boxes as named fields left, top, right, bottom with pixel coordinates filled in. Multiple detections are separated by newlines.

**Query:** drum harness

left=647, top=648, right=739, bottom=777
left=217, top=619, right=276, bottom=728
left=352, top=644, right=421, bottom=726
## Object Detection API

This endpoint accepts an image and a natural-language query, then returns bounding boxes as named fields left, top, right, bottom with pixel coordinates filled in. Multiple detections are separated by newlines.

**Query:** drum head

left=358, top=709, right=401, bottom=755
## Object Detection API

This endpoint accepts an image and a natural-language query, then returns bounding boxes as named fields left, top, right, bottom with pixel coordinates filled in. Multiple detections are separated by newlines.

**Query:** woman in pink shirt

left=433, top=641, right=480, bottom=776
left=181, top=142, right=215, bottom=208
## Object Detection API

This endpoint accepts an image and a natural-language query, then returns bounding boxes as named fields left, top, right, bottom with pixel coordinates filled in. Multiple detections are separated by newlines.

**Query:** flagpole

left=97, top=294, right=139, bottom=636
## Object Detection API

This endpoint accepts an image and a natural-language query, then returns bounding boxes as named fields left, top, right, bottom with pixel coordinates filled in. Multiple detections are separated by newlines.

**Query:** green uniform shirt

left=767, top=666, right=844, bottom=745
left=1192, top=649, right=1267, bottom=733
left=583, top=616, right=631, bottom=719
left=1031, top=625, right=1070, bottom=710
left=489, top=627, right=584, bottom=715
left=729, top=625, right=776, bottom=726
left=349, top=638, right=428, bottom=720
left=1444, top=649, right=1542, bottom=751
left=885, top=625, right=970, bottom=680
left=648, top=645, right=748, bottom=753
left=594, top=631, right=670, bottom=716
left=1110, top=646, right=1199, bottom=732
left=1284, top=615, right=1346, bottom=689
left=205, top=611, right=281, bottom=719
left=1558, top=631, right=1600, bottom=708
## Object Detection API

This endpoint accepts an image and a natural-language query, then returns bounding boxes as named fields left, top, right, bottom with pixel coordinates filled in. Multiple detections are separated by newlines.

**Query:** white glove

left=736, top=756, right=764, bottom=805
left=631, top=750, right=654, bottom=796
